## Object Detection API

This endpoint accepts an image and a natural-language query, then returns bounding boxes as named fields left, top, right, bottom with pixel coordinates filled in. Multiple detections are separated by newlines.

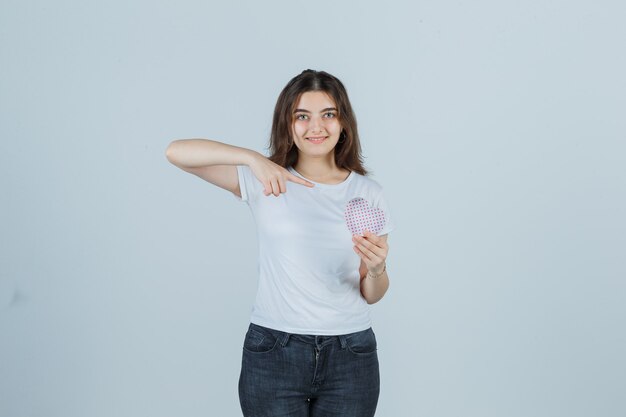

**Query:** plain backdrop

left=1, top=1, right=625, bottom=416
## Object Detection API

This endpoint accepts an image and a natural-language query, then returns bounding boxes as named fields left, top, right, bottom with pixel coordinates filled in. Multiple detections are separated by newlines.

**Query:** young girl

left=166, top=70, right=395, bottom=417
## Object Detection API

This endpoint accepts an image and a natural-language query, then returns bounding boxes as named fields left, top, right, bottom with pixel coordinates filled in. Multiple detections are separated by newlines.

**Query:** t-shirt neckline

left=288, top=166, right=354, bottom=188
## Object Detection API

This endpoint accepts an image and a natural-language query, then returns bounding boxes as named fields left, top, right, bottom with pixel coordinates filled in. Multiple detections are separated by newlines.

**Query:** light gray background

left=1, top=1, right=624, bottom=416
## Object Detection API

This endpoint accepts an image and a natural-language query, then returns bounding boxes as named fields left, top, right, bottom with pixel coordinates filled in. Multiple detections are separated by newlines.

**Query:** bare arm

left=165, top=139, right=314, bottom=197
left=165, top=139, right=259, bottom=197
left=354, top=232, right=390, bottom=304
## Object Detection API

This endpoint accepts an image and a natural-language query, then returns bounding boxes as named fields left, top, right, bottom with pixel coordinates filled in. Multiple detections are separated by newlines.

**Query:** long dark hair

left=267, top=70, right=368, bottom=175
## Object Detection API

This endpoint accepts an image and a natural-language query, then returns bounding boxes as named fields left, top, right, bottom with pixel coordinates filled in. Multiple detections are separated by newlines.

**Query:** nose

left=309, top=115, right=324, bottom=134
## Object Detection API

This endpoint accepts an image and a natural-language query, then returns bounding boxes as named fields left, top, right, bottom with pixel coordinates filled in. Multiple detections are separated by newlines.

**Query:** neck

left=293, top=154, right=349, bottom=183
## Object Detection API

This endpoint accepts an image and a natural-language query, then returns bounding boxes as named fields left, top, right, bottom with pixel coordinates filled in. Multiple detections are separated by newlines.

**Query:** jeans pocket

left=346, top=328, right=378, bottom=355
left=242, top=326, right=279, bottom=354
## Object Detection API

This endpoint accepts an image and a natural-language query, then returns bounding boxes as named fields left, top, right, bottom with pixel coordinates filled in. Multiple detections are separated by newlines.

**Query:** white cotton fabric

left=235, top=164, right=395, bottom=335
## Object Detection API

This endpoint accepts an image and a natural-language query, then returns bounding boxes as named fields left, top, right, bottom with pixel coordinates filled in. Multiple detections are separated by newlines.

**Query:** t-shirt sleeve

left=233, top=165, right=263, bottom=203
left=374, top=188, right=396, bottom=236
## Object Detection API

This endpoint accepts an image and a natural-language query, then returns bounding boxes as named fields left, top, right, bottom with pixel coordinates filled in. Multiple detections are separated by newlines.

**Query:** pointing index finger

left=288, top=173, right=315, bottom=188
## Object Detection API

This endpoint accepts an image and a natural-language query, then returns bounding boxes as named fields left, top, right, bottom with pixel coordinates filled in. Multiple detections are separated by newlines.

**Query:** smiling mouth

left=306, top=136, right=327, bottom=143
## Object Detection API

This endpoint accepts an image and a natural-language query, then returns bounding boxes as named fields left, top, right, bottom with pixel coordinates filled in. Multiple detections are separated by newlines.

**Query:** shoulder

left=351, top=172, right=384, bottom=193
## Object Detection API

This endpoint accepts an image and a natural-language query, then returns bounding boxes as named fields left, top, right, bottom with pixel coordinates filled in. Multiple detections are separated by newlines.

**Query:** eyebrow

left=294, top=107, right=338, bottom=113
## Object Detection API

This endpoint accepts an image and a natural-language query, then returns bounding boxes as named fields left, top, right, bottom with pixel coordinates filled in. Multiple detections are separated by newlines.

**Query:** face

left=291, top=91, right=342, bottom=159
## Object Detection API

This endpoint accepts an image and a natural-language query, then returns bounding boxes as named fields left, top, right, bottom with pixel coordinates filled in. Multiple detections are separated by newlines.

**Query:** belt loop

left=280, top=332, right=291, bottom=347
left=338, top=334, right=348, bottom=349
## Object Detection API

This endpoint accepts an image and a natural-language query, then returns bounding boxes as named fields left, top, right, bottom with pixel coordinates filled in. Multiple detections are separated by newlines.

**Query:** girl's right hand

left=248, top=155, right=315, bottom=197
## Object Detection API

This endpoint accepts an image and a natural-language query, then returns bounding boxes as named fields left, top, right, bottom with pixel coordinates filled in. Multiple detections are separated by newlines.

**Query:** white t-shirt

left=235, top=164, right=395, bottom=335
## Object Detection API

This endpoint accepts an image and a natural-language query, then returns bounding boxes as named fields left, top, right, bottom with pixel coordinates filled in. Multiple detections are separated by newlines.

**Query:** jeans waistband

left=249, top=323, right=372, bottom=350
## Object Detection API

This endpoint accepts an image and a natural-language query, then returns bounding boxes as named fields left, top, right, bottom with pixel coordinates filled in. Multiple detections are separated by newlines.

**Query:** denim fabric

left=238, top=323, right=380, bottom=417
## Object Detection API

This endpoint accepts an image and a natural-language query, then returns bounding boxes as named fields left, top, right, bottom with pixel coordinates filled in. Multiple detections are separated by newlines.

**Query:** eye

left=323, top=112, right=336, bottom=119
left=295, top=114, right=309, bottom=121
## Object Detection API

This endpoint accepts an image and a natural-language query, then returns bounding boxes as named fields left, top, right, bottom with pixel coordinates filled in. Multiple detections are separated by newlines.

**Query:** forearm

left=360, top=269, right=389, bottom=304
left=165, top=138, right=259, bottom=168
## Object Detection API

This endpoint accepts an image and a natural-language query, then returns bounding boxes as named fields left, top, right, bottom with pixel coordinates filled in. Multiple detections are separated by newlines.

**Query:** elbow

left=165, top=140, right=182, bottom=165
left=362, top=290, right=385, bottom=305
left=365, top=294, right=384, bottom=305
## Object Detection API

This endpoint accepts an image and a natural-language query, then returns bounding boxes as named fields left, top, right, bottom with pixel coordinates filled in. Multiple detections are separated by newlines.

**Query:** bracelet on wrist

left=367, top=263, right=386, bottom=279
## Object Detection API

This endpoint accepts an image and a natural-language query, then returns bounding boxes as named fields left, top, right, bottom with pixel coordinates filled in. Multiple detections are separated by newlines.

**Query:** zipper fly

left=312, top=347, right=322, bottom=386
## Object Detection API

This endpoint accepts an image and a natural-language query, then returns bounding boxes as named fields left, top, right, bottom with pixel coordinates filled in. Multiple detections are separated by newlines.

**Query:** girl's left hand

left=352, top=230, right=388, bottom=275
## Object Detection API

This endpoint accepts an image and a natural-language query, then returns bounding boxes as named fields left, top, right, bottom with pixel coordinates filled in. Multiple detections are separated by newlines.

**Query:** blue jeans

left=238, top=323, right=380, bottom=417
